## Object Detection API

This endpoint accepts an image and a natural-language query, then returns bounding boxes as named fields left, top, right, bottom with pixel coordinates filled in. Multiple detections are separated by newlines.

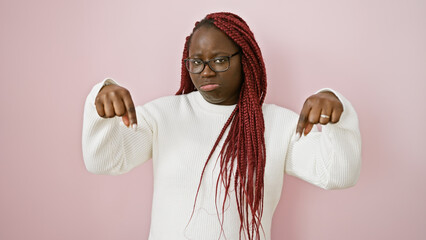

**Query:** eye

left=192, top=59, right=203, bottom=65
left=214, top=58, right=226, bottom=64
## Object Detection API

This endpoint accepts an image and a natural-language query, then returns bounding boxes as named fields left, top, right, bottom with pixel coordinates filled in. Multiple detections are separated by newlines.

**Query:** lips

left=199, top=83, right=219, bottom=92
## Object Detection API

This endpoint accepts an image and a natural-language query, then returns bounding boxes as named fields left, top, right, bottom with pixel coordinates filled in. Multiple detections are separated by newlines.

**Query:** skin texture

left=94, top=26, right=344, bottom=135
left=296, top=91, right=344, bottom=138
left=95, top=84, right=137, bottom=128
left=188, top=26, right=242, bottom=105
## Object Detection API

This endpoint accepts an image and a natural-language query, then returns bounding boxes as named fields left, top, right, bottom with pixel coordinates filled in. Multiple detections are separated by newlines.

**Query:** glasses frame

left=184, top=51, right=240, bottom=74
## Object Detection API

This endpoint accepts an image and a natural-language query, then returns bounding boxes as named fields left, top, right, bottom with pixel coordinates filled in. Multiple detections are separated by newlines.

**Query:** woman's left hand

left=296, top=91, right=344, bottom=139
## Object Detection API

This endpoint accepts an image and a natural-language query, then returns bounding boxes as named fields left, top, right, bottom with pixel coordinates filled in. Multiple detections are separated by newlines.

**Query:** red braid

left=176, top=12, right=267, bottom=240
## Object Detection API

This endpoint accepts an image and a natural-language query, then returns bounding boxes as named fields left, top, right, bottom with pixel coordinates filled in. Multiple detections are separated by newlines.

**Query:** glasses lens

left=186, top=59, right=204, bottom=73
left=210, top=57, right=229, bottom=72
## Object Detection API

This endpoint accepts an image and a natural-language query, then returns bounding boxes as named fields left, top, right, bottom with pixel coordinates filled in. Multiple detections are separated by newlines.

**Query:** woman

left=82, top=12, right=361, bottom=240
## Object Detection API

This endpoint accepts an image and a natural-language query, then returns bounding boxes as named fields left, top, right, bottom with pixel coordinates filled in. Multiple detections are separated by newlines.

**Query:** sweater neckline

left=191, top=91, right=237, bottom=114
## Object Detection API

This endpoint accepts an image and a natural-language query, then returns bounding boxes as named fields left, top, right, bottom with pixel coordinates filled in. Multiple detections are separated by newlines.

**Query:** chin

left=203, top=95, right=223, bottom=104
left=203, top=93, right=238, bottom=106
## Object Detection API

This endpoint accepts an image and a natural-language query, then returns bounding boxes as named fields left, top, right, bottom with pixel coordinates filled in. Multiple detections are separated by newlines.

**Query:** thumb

left=122, top=114, right=130, bottom=127
left=304, top=123, right=314, bottom=136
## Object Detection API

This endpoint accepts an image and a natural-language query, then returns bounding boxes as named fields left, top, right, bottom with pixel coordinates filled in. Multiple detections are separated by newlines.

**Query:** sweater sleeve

left=82, top=78, right=153, bottom=175
left=284, top=88, right=362, bottom=189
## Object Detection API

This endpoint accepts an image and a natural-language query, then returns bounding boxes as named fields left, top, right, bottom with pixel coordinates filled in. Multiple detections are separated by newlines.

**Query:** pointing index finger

left=296, top=106, right=311, bottom=140
left=123, top=95, right=138, bottom=129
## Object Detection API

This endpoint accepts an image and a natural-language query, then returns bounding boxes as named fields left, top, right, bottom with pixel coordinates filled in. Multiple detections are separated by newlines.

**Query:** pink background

left=1, top=0, right=425, bottom=239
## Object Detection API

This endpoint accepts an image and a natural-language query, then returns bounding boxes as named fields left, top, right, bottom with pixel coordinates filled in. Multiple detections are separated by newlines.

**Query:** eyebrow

left=189, top=51, right=233, bottom=58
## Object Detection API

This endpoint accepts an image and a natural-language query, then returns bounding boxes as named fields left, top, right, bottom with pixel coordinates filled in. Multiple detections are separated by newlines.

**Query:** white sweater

left=82, top=78, right=361, bottom=240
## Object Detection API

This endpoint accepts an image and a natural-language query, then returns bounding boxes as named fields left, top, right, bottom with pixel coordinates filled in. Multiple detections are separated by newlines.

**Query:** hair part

left=177, top=12, right=267, bottom=240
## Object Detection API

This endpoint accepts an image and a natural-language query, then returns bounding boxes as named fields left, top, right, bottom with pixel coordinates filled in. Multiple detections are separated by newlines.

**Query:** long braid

left=176, top=36, right=195, bottom=94
left=177, top=12, right=267, bottom=240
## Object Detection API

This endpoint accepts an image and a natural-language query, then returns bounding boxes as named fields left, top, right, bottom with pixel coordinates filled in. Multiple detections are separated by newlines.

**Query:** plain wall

left=1, top=0, right=425, bottom=239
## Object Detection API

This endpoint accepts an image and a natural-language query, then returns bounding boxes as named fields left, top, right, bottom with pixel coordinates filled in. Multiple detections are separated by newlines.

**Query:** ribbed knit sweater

left=82, top=78, right=361, bottom=240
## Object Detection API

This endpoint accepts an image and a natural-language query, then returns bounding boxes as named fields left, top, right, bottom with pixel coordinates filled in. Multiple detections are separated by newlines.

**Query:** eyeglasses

left=184, top=51, right=240, bottom=74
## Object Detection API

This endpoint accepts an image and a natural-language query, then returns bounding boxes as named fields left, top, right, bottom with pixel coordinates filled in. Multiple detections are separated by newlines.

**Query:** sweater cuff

left=103, top=77, right=119, bottom=87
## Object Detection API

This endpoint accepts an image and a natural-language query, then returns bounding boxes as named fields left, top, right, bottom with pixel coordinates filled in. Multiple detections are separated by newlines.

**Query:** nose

left=201, top=63, right=216, bottom=77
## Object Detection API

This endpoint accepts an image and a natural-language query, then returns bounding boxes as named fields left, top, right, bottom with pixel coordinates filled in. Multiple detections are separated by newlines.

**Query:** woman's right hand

left=95, top=84, right=138, bottom=128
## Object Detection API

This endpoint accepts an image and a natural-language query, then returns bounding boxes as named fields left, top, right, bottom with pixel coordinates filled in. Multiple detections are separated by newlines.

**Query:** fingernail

left=295, top=133, right=301, bottom=141
left=132, top=123, right=137, bottom=131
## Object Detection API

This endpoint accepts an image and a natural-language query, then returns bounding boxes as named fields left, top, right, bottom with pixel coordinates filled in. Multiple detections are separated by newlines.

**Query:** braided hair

left=176, top=12, right=267, bottom=240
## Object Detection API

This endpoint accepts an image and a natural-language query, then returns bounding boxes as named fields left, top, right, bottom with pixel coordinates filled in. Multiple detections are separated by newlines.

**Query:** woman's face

left=188, top=25, right=242, bottom=105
